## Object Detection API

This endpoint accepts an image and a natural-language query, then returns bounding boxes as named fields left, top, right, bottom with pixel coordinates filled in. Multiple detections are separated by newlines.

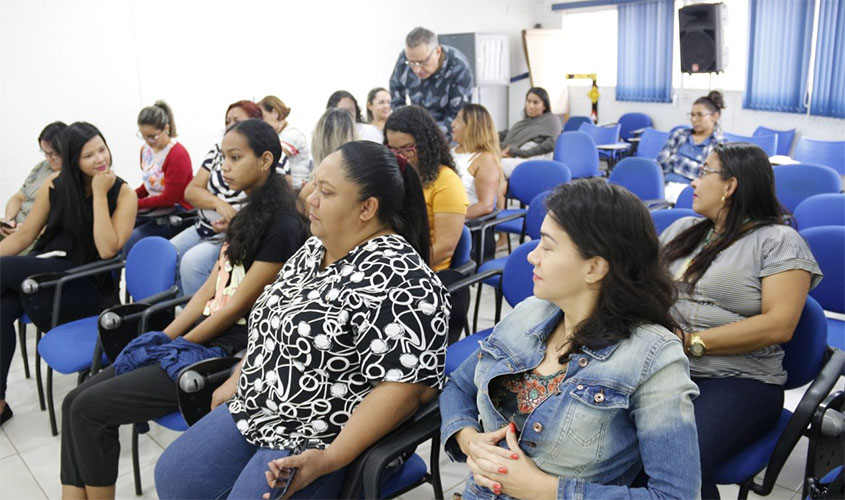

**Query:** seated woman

left=0, top=122, right=137, bottom=425
left=366, top=86, right=392, bottom=134
left=660, top=142, right=821, bottom=499
left=125, top=100, right=193, bottom=255
left=451, top=104, right=503, bottom=218
left=327, top=89, right=383, bottom=142
left=440, top=179, right=701, bottom=499
left=296, top=107, right=358, bottom=210
left=171, top=100, right=264, bottom=295
left=259, top=95, right=312, bottom=189
left=386, top=105, right=468, bottom=271
left=657, top=90, right=727, bottom=200
left=500, top=87, right=562, bottom=179
left=155, top=141, right=449, bottom=500
left=60, top=119, right=304, bottom=500
left=1, top=121, right=67, bottom=249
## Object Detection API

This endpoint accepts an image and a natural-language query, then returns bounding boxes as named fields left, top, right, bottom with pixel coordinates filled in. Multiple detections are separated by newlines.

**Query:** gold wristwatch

left=689, top=332, right=707, bottom=357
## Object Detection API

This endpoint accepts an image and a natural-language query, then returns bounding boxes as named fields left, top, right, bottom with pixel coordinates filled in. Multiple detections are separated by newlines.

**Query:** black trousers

left=61, top=364, right=179, bottom=487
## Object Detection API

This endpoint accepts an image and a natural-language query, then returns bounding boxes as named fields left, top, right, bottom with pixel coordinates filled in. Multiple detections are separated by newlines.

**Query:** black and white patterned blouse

left=227, top=234, right=450, bottom=449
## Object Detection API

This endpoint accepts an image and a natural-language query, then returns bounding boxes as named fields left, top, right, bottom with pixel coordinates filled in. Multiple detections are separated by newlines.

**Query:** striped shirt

left=660, top=217, right=822, bottom=385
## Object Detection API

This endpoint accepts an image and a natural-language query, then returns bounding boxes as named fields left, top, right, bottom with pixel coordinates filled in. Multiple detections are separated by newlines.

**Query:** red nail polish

left=509, top=422, right=516, bottom=433
left=494, top=482, right=502, bottom=489
left=510, top=453, right=519, bottom=460
left=493, top=489, right=501, bottom=495
left=498, top=466, right=508, bottom=473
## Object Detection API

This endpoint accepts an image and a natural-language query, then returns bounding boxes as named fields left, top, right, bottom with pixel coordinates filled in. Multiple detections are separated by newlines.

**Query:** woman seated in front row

left=440, top=179, right=701, bottom=499
left=155, top=141, right=450, bottom=500
left=60, top=119, right=305, bottom=500
left=660, top=142, right=821, bottom=499
left=385, top=105, right=468, bottom=271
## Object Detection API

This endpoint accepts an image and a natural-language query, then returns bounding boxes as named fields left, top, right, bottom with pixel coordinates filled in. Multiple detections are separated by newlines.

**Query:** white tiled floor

left=0, top=264, right=838, bottom=500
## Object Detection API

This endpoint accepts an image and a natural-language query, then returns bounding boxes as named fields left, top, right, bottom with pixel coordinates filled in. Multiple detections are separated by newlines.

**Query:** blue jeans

left=169, top=227, right=223, bottom=295
left=155, top=404, right=345, bottom=500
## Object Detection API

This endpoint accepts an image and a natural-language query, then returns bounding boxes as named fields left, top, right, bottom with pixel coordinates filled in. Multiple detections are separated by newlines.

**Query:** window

left=616, top=0, right=674, bottom=102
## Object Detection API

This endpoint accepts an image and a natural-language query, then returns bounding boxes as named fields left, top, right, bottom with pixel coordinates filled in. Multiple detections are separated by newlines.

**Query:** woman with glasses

left=1, top=122, right=67, bottom=249
left=660, top=143, right=821, bottom=499
left=386, top=105, right=467, bottom=271
left=326, top=90, right=383, bottom=143
left=124, top=101, right=193, bottom=256
left=657, top=91, right=727, bottom=200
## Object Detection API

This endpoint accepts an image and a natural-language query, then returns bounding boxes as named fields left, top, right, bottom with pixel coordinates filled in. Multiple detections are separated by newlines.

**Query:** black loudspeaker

left=679, top=3, right=726, bottom=74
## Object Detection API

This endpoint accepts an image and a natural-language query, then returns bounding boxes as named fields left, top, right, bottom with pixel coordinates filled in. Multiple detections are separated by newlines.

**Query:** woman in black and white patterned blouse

left=155, top=141, right=450, bottom=500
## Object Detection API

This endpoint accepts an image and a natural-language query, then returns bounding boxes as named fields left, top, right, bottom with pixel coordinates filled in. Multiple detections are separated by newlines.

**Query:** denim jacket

left=440, top=297, right=701, bottom=500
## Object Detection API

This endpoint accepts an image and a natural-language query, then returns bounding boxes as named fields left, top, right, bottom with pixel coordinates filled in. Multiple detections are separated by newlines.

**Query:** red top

left=135, top=142, right=194, bottom=210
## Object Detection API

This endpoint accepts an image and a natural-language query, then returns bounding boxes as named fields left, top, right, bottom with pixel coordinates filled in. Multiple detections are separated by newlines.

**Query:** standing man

left=389, top=27, right=473, bottom=138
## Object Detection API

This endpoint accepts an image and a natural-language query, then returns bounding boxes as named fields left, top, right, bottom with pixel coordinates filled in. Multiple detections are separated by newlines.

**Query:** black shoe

left=0, top=404, right=12, bottom=425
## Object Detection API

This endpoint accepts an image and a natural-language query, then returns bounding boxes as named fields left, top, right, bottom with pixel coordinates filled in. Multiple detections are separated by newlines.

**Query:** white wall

left=0, top=0, right=545, bottom=206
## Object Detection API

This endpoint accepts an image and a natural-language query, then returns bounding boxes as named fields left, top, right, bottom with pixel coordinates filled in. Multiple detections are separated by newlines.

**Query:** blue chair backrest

left=723, top=132, right=778, bottom=157
left=563, top=115, right=592, bottom=132
left=578, top=122, right=621, bottom=146
left=618, top=113, right=653, bottom=141
left=794, top=193, right=845, bottom=229
left=801, top=226, right=845, bottom=314
left=793, top=137, right=845, bottom=175
left=754, top=126, right=796, bottom=156
left=502, top=240, right=539, bottom=308
left=773, top=163, right=843, bottom=213
left=636, top=128, right=671, bottom=160
left=508, top=160, right=571, bottom=205
left=675, top=185, right=695, bottom=209
left=781, top=296, right=828, bottom=389
left=525, top=190, right=552, bottom=240
left=608, top=157, right=665, bottom=201
left=125, top=236, right=178, bottom=301
left=451, top=226, right=472, bottom=269
left=554, top=132, right=600, bottom=178
left=670, top=125, right=690, bottom=135
left=651, top=208, right=701, bottom=235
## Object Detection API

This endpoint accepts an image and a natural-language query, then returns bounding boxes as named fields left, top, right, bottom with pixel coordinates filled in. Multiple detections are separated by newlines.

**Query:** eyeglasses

left=136, top=130, right=162, bottom=143
left=687, top=112, right=713, bottom=120
left=697, top=164, right=722, bottom=178
left=404, top=47, right=437, bottom=68
left=389, top=145, right=417, bottom=156
left=41, top=149, right=60, bottom=160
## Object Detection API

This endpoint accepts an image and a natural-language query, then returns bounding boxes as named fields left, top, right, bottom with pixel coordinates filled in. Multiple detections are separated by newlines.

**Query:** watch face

left=690, top=342, right=705, bottom=356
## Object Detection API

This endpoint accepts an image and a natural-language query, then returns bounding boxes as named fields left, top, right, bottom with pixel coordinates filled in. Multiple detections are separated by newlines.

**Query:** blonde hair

left=258, top=95, right=291, bottom=120
left=458, top=104, right=501, bottom=169
left=311, top=108, right=357, bottom=167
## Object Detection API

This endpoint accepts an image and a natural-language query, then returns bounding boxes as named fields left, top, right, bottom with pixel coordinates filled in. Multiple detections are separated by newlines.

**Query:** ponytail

left=398, top=163, right=431, bottom=265
left=138, top=100, right=177, bottom=137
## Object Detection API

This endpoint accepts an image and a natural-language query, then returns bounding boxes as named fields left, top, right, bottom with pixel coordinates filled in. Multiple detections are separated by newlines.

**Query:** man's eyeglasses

left=389, top=145, right=417, bottom=156
left=687, top=112, right=713, bottom=120
left=41, top=150, right=60, bottom=160
left=697, top=164, right=722, bottom=178
left=136, top=131, right=161, bottom=143
left=405, top=47, right=437, bottom=68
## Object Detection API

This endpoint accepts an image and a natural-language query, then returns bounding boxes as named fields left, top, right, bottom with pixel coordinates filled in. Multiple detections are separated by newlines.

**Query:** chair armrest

left=644, top=200, right=672, bottom=210
left=451, top=260, right=477, bottom=276
left=176, top=356, right=241, bottom=426
left=468, top=211, right=525, bottom=234
left=465, top=209, right=502, bottom=228
left=446, top=268, right=503, bottom=295
left=139, top=294, right=194, bottom=332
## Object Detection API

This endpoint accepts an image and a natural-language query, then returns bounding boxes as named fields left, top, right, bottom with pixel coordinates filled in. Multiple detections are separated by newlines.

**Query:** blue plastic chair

left=713, top=297, right=845, bottom=498
left=636, top=128, right=671, bottom=160
left=754, top=126, right=796, bottom=156
left=773, top=164, right=843, bottom=213
left=451, top=226, right=472, bottom=271
left=801, top=226, right=845, bottom=351
left=793, top=137, right=845, bottom=175
left=723, top=132, right=778, bottom=157
left=495, top=161, right=570, bottom=240
left=651, top=208, right=702, bottom=235
left=608, top=157, right=665, bottom=204
left=36, top=237, right=178, bottom=435
left=579, top=122, right=622, bottom=162
left=794, top=194, right=845, bottom=230
left=618, top=113, right=653, bottom=141
left=674, top=185, right=695, bottom=209
left=670, top=125, right=690, bottom=135
left=554, top=131, right=600, bottom=178
left=563, top=115, right=592, bottom=132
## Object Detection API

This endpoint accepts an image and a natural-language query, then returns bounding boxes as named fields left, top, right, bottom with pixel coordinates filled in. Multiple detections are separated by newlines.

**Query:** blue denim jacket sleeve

left=439, top=346, right=484, bottom=463
left=556, top=339, right=701, bottom=500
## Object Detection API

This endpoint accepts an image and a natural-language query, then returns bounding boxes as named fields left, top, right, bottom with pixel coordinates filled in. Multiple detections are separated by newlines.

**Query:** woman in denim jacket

left=440, top=179, right=701, bottom=499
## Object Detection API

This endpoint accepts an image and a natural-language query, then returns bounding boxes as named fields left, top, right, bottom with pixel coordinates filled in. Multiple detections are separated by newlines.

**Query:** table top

left=769, top=155, right=798, bottom=165
left=627, top=137, right=641, bottom=143
left=596, top=143, right=632, bottom=150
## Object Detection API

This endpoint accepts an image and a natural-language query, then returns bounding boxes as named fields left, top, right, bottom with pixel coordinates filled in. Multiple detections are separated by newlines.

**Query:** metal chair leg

left=472, top=283, right=483, bottom=333
left=35, top=329, right=45, bottom=411
left=46, top=367, right=58, bottom=436
left=132, top=425, right=142, bottom=495
left=17, top=319, right=30, bottom=379
left=429, top=434, right=444, bottom=500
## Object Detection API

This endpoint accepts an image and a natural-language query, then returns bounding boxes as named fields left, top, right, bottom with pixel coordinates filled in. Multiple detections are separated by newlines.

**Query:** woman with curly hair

left=385, top=105, right=468, bottom=270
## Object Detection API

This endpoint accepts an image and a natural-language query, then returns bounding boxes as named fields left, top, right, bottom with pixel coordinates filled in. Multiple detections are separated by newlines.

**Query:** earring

left=720, top=195, right=726, bottom=204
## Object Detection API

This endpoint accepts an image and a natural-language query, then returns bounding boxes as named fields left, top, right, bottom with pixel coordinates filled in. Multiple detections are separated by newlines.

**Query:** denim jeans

left=169, top=227, right=223, bottom=295
left=155, top=404, right=345, bottom=500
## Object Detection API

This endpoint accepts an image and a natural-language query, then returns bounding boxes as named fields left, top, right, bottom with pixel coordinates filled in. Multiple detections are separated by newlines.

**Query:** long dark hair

left=384, top=105, right=455, bottom=186
left=326, top=90, right=364, bottom=123
left=525, top=87, right=552, bottom=117
left=47, top=122, right=113, bottom=263
left=546, top=179, right=677, bottom=351
left=223, top=119, right=303, bottom=265
left=38, top=121, right=68, bottom=154
left=337, top=141, right=431, bottom=264
left=662, top=142, right=784, bottom=286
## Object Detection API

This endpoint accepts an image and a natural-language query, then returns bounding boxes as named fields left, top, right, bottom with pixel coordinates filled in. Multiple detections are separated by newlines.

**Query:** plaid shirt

left=657, top=126, right=725, bottom=180
left=389, top=45, right=473, bottom=137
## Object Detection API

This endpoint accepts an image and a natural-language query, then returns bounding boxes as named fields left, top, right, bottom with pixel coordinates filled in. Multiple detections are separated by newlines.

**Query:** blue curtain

left=743, top=0, right=815, bottom=113
left=810, top=0, right=845, bottom=118
left=616, top=0, right=674, bottom=103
